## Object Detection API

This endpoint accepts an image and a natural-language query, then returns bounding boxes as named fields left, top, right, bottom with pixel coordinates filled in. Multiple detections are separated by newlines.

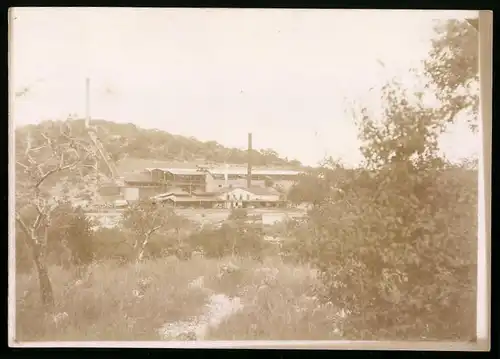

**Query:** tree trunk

left=32, top=246, right=54, bottom=309
left=30, top=226, right=55, bottom=309
left=136, top=235, right=150, bottom=262
left=176, top=228, right=182, bottom=257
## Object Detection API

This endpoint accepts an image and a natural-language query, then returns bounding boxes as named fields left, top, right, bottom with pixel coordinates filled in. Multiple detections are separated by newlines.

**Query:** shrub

left=16, top=203, right=96, bottom=273
left=92, top=228, right=132, bottom=263
left=188, top=218, right=271, bottom=261
left=146, top=231, right=193, bottom=260
left=228, top=208, right=249, bottom=221
left=305, top=164, right=477, bottom=340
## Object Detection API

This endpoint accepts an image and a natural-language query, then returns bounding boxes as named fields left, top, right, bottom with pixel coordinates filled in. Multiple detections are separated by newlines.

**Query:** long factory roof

left=145, top=167, right=301, bottom=176
left=145, top=168, right=206, bottom=176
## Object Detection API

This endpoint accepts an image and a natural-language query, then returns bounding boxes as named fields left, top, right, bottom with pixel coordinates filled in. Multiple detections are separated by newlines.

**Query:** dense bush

left=48, top=205, right=95, bottom=268
left=146, top=231, right=193, bottom=260
left=306, top=164, right=477, bottom=340
left=93, top=227, right=193, bottom=263
left=16, top=204, right=96, bottom=273
left=294, top=82, right=478, bottom=341
left=92, top=228, right=132, bottom=263
left=188, top=210, right=271, bottom=260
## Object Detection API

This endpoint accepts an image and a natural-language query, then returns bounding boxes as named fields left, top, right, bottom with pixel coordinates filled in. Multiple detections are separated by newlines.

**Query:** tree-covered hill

left=15, top=118, right=304, bottom=172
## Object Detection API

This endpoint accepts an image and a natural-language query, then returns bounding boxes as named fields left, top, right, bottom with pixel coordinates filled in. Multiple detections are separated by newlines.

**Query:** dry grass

left=204, top=257, right=343, bottom=340
left=15, top=256, right=343, bottom=342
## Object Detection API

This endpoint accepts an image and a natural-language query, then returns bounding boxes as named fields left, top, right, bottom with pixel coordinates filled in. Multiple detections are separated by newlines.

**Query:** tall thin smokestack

left=85, top=78, right=90, bottom=128
left=247, top=133, right=252, bottom=188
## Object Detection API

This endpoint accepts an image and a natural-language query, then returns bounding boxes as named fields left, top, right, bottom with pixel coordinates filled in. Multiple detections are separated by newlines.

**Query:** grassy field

left=15, top=255, right=344, bottom=341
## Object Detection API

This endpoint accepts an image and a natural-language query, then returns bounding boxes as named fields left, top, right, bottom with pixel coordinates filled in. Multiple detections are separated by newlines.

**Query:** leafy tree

left=298, top=79, right=478, bottom=340
left=424, top=18, right=479, bottom=131
left=287, top=163, right=348, bottom=207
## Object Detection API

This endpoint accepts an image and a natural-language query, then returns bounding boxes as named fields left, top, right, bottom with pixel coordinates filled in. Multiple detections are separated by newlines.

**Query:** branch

left=30, top=145, right=49, bottom=152
left=15, top=211, right=39, bottom=247
left=82, top=163, right=99, bottom=171
left=32, top=203, right=46, bottom=233
left=15, top=212, right=31, bottom=237
left=146, top=225, right=163, bottom=238
left=40, top=132, right=53, bottom=146
left=34, top=156, right=81, bottom=189
left=16, top=161, right=29, bottom=170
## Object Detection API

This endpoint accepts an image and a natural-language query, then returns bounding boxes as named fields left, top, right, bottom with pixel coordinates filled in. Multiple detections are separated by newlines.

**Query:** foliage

left=16, top=203, right=96, bottom=275
left=66, top=208, right=95, bottom=265
left=188, top=210, right=270, bottom=261
left=424, top=18, right=479, bottom=131
left=121, top=200, right=180, bottom=262
left=227, top=208, right=249, bottom=221
left=43, top=204, right=94, bottom=271
left=294, top=80, right=478, bottom=340
left=92, top=228, right=132, bottom=263
left=287, top=164, right=351, bottom=206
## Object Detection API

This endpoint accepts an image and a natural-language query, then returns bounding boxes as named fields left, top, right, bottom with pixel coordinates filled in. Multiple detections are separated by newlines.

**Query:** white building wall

left=218, top=188, right=280, bottom=202
left=122, top=187, right=140, bottom=201
left=255, top=194, right=281, bottom=202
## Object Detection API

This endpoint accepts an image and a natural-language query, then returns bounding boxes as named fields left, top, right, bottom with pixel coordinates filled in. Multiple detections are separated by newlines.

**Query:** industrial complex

left=98, top=133, right=304, bottom=209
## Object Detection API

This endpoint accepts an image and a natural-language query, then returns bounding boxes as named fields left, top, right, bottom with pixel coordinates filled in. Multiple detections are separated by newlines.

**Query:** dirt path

left=158, top=278, right=244, bottom=341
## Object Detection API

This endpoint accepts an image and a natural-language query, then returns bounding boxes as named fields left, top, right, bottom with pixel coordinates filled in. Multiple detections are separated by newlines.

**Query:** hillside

left=15, top=119, right=302, bottom=170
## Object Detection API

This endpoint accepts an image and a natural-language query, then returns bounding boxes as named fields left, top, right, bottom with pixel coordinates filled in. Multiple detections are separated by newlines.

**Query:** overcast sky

left=10, top=8, right=479, bottom=166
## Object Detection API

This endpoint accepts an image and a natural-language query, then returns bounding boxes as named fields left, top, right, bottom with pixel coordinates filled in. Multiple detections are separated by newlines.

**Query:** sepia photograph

left=9, top=8, right=491, bottom=350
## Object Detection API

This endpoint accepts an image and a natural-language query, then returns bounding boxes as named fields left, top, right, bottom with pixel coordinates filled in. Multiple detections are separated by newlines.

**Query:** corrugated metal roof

left=208, top=168, right=301, bottom=176
left=192, top=191, right=224, bottom=196
left=145, top=167, right=206, bottom=175
left=153, top=188, right=191, bottom=198
left=116, top=158, right=205, bottom=174
left=170, top=196, right=223, bottom=202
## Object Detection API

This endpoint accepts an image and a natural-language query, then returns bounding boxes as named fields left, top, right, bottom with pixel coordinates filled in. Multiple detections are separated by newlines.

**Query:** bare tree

left=15, top=120, right=100, bottom=309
